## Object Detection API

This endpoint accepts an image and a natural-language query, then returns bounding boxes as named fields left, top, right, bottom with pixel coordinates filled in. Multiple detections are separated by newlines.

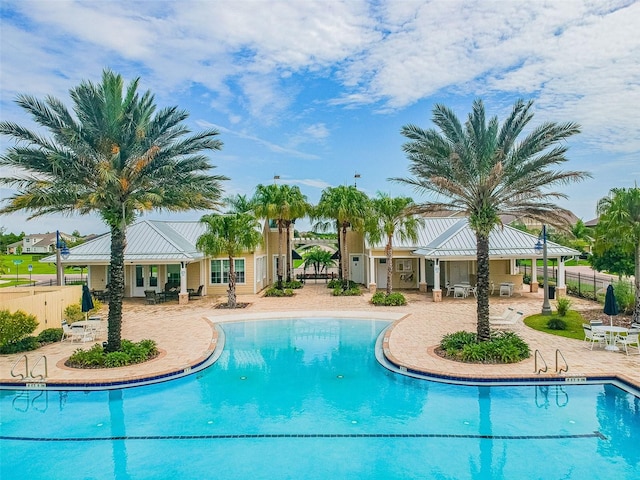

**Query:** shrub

left=332, top=285, right=362, bottom=296
left=264, top=287, right=295, bottom=297
left=282, top=280, right=303, bottom=289
left=64, top=299, right=102, bottom=323
left=328, top=279, right=357, bottom=290
left=613, top=281, right=634, bottom=314
left=0, top=309, right=39, bottom=348
left=37, top=328, right=63, bottom=344
left=66, top=339, right=158, bottom=369
left=555, top=297, right=572, bottom=316
left=546, top=317, right=567, bottom=330
left=439, top=330, right=529, bottom=364
left=371, top=292, right=407, bottom=306
left=0, top=336, right=40, bottom=354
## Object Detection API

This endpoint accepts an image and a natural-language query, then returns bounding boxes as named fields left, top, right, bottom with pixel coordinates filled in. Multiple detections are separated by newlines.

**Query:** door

left=350, top=254, right=364, bottom=284
left=132, top=265, right=159, bottom=297
left=376, top=258, right=387, bottom=288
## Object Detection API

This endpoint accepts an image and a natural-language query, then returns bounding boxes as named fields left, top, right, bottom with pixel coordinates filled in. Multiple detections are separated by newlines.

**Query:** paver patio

left=1, top=283, right=638, bottom=389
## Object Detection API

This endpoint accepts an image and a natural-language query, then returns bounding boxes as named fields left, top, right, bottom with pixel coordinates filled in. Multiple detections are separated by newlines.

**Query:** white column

left=531, top=258, right=538, bottom=283
left=419, top=257, right=426, bottom=284
left=368, top=256, right=376, bottom=292
left=433, top=259, right=440, bottom=290
left=557, top=257, right=565, bottom=288
left=180, top=261, right=187, bottom=294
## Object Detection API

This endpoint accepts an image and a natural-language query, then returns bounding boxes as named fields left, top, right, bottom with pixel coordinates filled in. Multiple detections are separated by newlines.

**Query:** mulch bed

left=214, top=302, right=251, bottom=309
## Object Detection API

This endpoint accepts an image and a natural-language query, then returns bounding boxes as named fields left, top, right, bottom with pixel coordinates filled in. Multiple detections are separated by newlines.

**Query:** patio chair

left=189, top=285, right=204, bottom=299
left=144, top=290, right=159, bottom=305
left=445, top=282, right=455, bottom=297
left=499, top=284, right=511, bottom=297
left=615, top=332, right=639, bottom=355
left=88, top=316, right=106, bottom=339
left=583, top=324, right=606, bottom=350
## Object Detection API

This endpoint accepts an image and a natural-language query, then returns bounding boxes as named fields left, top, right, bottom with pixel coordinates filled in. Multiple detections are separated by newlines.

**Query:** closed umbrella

left=81, top=284, right=95, bottom=320
left=603, top=284, right=619, bottom=327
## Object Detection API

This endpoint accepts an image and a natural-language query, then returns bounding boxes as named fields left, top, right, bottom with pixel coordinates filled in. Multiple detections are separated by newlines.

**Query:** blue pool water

left=1, top=318, right=639, bottom=479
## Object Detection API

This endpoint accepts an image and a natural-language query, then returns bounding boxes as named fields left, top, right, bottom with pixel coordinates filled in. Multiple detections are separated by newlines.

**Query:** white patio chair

left=615, top=332, right=639, bottom=355
left=499, top=284, right=511, bottom=297
left=583, top=324, right=606, bottom=350
left=445, top=282, right=455, bottom=297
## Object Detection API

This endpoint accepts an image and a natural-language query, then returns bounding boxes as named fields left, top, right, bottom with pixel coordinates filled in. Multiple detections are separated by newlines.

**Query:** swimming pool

left=1, top=318, right=639, bottom=479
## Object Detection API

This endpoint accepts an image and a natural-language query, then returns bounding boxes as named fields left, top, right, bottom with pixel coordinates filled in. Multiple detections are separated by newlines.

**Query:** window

left=167, top=265, right=180, bottom=284
left=149, top=265, right=158, bottom=287
left=396, top=259, right=412, bottom=272
left=210, top=258, right=245, bottom=284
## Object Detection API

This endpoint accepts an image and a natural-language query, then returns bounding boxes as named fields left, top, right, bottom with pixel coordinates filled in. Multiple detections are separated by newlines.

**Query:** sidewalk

left=1, top=284, right=638, bottom=389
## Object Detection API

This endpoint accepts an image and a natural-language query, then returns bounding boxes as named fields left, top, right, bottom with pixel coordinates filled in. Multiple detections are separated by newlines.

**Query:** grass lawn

left=524, top=310, right=586, bottom=341
left=1, top=253, right=58, bottom=274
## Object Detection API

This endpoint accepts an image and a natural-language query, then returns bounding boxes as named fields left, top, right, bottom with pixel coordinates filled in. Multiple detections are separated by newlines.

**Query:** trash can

left=548, top=286, right=556, bottom=299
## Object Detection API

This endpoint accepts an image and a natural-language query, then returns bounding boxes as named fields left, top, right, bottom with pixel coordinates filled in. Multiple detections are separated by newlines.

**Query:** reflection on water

left=597, top=384, right=640, bottom=466
left=535, top=385, right=570, bottom=409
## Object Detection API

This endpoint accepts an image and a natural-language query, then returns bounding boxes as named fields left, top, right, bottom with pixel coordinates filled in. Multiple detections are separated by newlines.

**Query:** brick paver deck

left=1, top=284, right=638, bottom=389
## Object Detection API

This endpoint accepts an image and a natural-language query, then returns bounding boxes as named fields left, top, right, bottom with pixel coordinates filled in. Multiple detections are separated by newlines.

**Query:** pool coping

left=377, top=323, right=640, bottom=398
left=2, top=310, right=639, bottom=397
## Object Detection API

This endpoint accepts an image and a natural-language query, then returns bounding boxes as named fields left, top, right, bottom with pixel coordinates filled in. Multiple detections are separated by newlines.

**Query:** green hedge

left=66, top=339, right=158, bottom=369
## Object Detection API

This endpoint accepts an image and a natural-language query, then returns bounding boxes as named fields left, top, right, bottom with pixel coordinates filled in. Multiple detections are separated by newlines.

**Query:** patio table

left=593, top=325, right=629, bottom=351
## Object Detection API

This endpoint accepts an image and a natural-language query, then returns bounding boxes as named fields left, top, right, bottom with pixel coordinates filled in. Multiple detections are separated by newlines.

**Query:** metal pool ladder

left=11, top=354, right=48, bottom=380
left=534, top=350, right=547, bottom=373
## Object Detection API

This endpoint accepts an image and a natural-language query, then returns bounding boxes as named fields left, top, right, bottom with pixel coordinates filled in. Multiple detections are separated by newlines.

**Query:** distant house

left=6, top=232, right=76, bottom=255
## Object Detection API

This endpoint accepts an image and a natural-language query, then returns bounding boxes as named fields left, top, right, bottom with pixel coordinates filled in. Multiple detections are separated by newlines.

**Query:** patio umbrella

left=603, top=284, right=619, bottom=327
left=81, top=284, right=95, bottom=320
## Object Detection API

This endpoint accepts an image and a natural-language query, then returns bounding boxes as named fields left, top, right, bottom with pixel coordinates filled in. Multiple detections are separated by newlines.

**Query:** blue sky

left=1, top=0, right=638, bottom=235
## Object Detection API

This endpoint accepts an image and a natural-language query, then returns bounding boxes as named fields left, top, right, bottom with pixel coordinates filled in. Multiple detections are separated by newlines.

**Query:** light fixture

left=354, top=173, right=361, bottom=187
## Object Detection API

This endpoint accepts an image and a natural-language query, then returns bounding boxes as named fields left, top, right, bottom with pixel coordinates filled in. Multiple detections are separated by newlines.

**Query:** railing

left=555, top=349, right=568, bottom=374
left=10, top=354, right=48, bottom=380
left=10, top=355, right=28, bottom=380
left=30, top=355, right=48, bottom=380
left=534, top=349, right=548, bottom=374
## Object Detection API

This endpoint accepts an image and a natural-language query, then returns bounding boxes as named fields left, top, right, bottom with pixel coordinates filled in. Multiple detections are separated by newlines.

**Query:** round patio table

left=593, top=325, right=629, bottom=351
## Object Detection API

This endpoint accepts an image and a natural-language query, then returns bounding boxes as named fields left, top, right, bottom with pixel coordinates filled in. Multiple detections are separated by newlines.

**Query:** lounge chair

left=615, top=332, right=639, bottom=355
left=490, top=307, right=514, bottom=322
left=490, top=311, right=523, bottom=330
left=583, top=324, right=606, bottom=350
left=61, top=321, right=92, bottom=343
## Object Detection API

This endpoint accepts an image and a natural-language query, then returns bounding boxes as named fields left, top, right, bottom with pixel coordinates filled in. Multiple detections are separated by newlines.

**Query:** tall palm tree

left=596, top=186, right=640, bottom=323
left=394, top=99, right=589, bottom=341
left=314, top=185, right=370, bottom=288
left=252, top=184, right=286, bottom=289
left=196, top=208, right=263, bottom=308
left=280, top=185, right=310, bottom=282
left=0, top=69, right=226, bottom=351
left=367, top=193, right=424, bottom=295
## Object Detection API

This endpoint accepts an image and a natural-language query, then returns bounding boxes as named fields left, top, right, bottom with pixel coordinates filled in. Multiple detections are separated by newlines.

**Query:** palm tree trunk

left=228, top=255, right=237, bottom=308
left=277, top=221, right=283, bottom=289
left=285, top=221, right=292, bottom=283
left=386, top=235, right=393, bottom=295
left=476, top=233, right=491, bottom=342
left=634, top=243, right=640, bottom=323
left=106, top=225, right=125, bottom=352
left=341, top=223, right=349, bottom=288
left=336, top=220, right=342, bottom=280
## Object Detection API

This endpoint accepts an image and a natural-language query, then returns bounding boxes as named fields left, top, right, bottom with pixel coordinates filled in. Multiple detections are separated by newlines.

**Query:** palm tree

left=367, top=193, right=423, bottom=295
left=280, top=185, right=310, bottom=282
left=314, top=185, right=370, bottom=288
left=196, top=208, right=263, bottom=308
left=394, top=99, right=589, bottom=341
left=596, top=186, right=640, bottom=323
left=252, top=184, right=286, bottom=289
left=0, top=69, right=226, bottom=351
left=302, top=246, right=336, bottom=279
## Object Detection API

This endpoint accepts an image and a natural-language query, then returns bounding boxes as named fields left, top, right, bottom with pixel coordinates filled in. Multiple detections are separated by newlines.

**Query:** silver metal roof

left=411, top=218, right=580, bottom=259
left=41, top=220, right=208, bottom=265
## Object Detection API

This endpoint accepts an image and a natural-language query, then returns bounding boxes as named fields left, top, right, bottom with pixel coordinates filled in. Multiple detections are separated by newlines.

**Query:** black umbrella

left=81, top=284, right=95, bottom=320
left=603, top=284, right=619, bottom=327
